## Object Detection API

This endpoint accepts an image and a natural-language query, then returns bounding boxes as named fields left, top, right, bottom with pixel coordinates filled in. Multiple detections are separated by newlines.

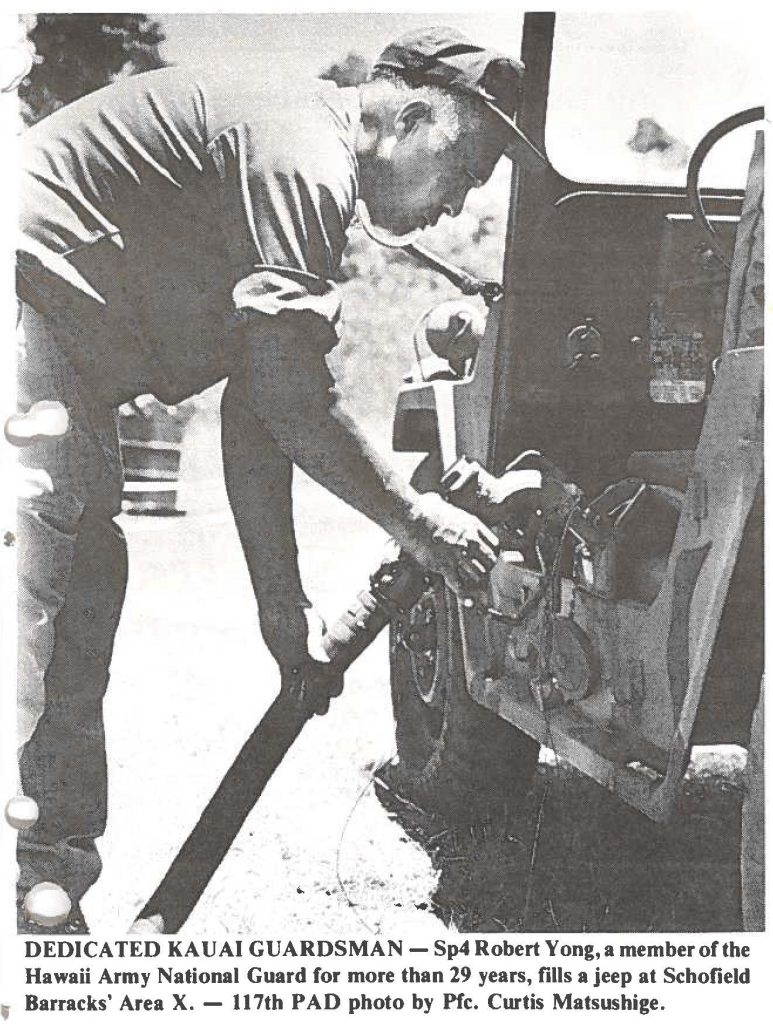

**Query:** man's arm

left=234, top=307, right=499, bottom=586
left=221, top=379, right=316, bottom=668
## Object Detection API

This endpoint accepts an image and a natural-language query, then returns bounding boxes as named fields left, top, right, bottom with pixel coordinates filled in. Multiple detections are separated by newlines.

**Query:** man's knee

left=17, top=494, right=84, bottom=745
left=49, top=515, right=128, bottom=685
left=18, top=510, right=128, bottom=744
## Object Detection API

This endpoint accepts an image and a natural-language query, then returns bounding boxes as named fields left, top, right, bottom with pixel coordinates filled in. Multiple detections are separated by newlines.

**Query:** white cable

left=334, top=750, right=398, bottom=936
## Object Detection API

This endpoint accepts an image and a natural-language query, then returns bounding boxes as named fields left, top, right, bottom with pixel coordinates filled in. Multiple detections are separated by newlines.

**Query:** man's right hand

left=407, top=491, right=500, bottom=594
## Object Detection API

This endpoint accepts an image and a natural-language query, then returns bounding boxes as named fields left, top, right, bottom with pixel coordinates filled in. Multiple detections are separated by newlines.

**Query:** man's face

left=363, top=105, right=500, bottom=238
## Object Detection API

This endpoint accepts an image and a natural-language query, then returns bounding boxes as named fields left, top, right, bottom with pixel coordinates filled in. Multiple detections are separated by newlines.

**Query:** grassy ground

left=376, top=754, right=747, bottom=933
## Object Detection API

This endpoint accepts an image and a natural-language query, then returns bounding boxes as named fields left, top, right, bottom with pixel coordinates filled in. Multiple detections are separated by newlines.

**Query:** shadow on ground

left=375, top=760, right=745, bottom=933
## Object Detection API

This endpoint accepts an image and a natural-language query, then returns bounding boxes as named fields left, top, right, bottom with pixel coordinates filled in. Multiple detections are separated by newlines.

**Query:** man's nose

left=445, top=178, right=476, bottom=218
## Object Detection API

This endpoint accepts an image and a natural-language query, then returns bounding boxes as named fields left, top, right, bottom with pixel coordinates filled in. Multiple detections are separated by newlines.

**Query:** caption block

left=17, top=935, right=753, bottom=1016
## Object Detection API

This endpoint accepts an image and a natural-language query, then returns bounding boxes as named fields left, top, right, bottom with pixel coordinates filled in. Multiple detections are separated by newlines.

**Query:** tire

left=387, top=455, right=539, bottom=823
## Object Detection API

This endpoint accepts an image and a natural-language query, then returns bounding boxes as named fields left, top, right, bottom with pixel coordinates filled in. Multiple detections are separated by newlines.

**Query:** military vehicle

left=387, top=12, right=764, bottom=930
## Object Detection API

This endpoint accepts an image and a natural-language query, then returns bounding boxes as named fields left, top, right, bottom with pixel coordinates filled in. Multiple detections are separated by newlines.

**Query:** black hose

left=133, top=556, right=426, bottom=932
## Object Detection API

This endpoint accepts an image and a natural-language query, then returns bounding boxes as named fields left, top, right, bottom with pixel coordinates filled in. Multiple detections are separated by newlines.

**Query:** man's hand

left=407, top=491, right=500, bottom=594
left=279, top=609, right=343, bottom=717
left=281, top=661, right=344, bottom=717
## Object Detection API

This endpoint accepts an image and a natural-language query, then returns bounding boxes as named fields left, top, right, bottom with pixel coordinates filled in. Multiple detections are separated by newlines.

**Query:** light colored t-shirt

left=17, top=67, right=360, bottom=404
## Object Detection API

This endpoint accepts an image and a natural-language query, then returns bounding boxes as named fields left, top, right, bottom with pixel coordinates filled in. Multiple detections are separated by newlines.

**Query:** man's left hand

left=280, top=609, right=343, bottom=716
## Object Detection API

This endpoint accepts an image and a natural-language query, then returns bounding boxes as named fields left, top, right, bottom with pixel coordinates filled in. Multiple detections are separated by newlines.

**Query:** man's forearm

left=221, top=379, right=312, bottom=665
left=243, top=327, right=426, bottom=551
left=262, top=393, right=423, bottom=550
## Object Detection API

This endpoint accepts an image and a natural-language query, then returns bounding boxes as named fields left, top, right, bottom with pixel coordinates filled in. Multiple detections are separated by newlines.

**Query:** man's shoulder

left=23, top=66, right=208, bottom=156
left=199, top=72, right=357, bottom=161
left=205, top=76, right=359, bottom=277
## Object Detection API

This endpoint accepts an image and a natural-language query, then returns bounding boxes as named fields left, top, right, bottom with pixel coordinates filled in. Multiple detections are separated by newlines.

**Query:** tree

left=19, top=14, right=165, bottom=126
left=318, top=52, right=371, bottom=88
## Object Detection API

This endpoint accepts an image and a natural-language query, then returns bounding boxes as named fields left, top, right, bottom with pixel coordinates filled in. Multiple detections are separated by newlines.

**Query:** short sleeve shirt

left=17, top=67, right=360, bottom=405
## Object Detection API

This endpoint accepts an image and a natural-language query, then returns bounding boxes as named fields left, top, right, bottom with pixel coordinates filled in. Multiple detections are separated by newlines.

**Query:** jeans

left=16, top=301, right=127, bottom=907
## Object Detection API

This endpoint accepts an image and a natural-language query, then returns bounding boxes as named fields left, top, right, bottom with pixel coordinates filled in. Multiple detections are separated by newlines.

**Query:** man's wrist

left=399, top=490, right=445, bottom=549
left=258, top=598, right=311, bottom=666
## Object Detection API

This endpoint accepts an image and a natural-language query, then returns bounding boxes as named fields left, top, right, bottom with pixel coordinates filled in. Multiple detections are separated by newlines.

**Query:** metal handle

left=404, top=241, right=503, bottom=304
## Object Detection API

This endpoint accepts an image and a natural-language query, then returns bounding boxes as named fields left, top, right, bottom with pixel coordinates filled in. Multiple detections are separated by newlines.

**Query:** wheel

left=389, top=582, right=539, bottom=824
left=386, top=455, right=539, bottom=823
left=389, top=573, right=448, bottom=768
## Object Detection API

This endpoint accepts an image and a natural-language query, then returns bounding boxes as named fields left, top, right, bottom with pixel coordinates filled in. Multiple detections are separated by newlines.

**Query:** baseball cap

left=373, top=26, right=547, bottom=171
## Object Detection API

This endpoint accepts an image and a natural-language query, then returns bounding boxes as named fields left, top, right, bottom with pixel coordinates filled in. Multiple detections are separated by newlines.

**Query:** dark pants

left=16, top=302, right=127, bottom=906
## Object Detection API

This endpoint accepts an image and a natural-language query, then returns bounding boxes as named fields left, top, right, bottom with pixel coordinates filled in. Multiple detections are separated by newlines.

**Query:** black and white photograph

left=0, top=3, right=768, bottom=1020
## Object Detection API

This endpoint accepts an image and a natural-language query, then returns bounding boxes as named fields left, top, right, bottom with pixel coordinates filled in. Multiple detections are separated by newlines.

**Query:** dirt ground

left=83, top=403, right=747, bottom=935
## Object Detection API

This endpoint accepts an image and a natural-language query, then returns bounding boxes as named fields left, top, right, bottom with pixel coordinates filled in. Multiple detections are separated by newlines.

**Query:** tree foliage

left=19, top=13, right=166, bottom=126
left=318, top=52, right=371, bottom=88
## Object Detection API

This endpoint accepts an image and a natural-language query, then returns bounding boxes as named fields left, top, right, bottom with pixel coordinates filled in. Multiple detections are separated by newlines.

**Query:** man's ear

left=394, top=99, right=432, bottom=141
